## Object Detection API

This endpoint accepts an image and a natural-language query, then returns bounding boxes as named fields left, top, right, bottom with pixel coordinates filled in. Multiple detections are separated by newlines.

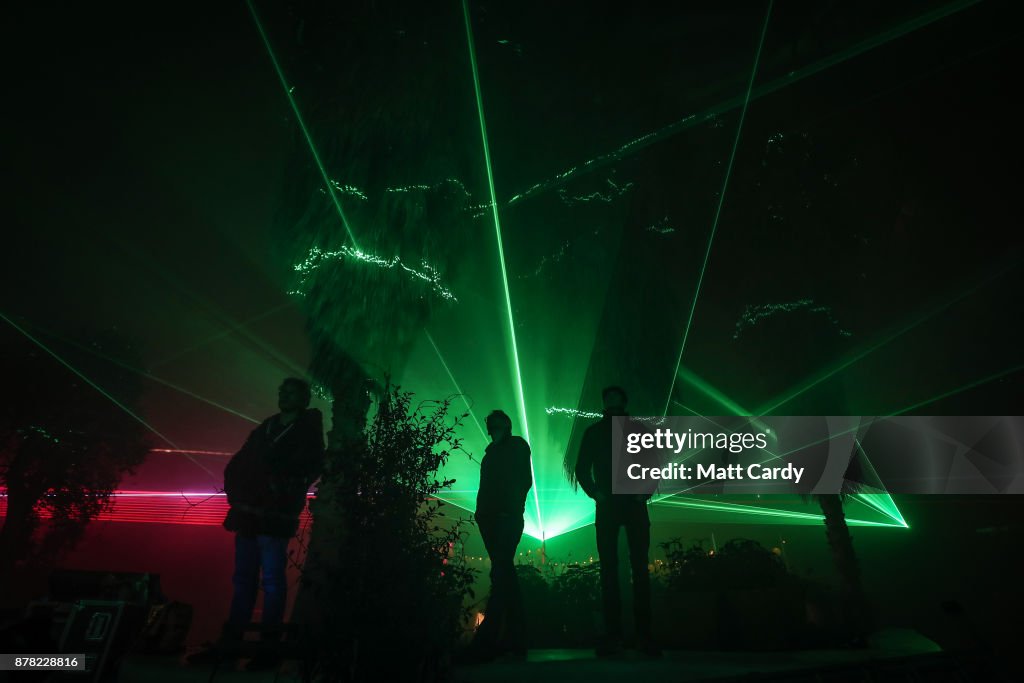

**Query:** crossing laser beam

left=663, top=0, right=773, bottom=416
left=889, top=363, right=1024, bottom=417
left=463, top=0, right=543, bottom=536
left=0, top=312, right=219, bottom=481
left=755, top=260, right=1020, bottom=415
left=19, top=321, right=260, bottom=424
left=688, top=362, right=1024, bottom=496
left=150, top=302, right=293, bottom=369
left=674, top=367, right=753, bottom=417
left=424, top=329, right=489, bottom=446
left=505, top=0, right=980, bottom=208
left=654, top=497, right=905, bottom=528
left=245, top=0, right=358, bottom=248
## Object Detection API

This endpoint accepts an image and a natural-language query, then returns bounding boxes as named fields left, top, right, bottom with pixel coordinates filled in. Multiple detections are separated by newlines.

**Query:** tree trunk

left=0, top=483, right=39, bottom=587
left=817, top=494, right=871, bottom=641
left=289, top=355, right=371, bottom=633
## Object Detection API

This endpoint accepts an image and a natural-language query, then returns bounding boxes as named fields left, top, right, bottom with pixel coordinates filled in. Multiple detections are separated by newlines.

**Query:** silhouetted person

left=574, top=386, right=661, bottom=657
left=190, top=378, right=324, bottom=671
left=469, top=410, right=533, bottom=661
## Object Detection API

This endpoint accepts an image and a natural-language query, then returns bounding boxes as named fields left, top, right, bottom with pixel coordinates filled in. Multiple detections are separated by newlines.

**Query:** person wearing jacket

left=469, top=410, right=533, bottom=661
left=217, top=377, right=324, bottom=669
left=573, top=386, right=660, bottom=658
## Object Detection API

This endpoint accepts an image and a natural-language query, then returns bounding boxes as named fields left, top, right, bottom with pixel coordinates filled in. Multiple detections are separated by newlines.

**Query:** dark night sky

left=4, top=0, right=1023, bottom=478
left=6, top=2, right=302, bottom=457
left=4, top=3, right=1024, bottom=654
left=6, top=1, right=292, bottom=322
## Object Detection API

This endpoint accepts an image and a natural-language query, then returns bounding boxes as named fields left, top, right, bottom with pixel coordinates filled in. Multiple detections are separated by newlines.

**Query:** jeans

left=595, top=500, right=651, bottom=638
left=475, top=513, right=526, bottom=651
left=227, top=533, right=289, bottom=635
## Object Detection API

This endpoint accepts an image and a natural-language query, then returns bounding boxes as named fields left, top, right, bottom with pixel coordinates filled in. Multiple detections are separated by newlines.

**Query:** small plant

left=659, top=538, right=795, bottom=592
left=303, top=386, right=477, bottom=682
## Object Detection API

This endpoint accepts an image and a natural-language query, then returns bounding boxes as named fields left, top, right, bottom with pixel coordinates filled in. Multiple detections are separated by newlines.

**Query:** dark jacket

left=223, top=408, right=325, bottom=537
left=575, top=414, right=655, bottom=506
left=476, top=435, right=533, bottom=518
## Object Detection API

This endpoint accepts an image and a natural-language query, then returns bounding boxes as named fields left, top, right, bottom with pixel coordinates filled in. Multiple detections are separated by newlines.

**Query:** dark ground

left=111, top=628, right=941, bottom=683
left=4, top=494, right=1019, bottom=681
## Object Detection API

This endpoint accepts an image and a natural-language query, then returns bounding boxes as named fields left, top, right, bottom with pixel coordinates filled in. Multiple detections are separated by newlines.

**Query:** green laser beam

left=850, top=440, right=906, bottom=527
left=462, top=0, right=543, bottom=536
left=889, top=363, right=1024, bottom=416
left=663, top=415, right=909, bottom=496
left=760, top=363, right=1024, bottom=468
left=654, top=497, right=905, bottom=528
left=150, top=302, right=293, bottom=369
left=20, top=320, right=260, bottom=424
left=505, top=0, right=980, bottom=208
left=247, top=4, right=481, bottom=395
left=653, top=404, right=785, bottom=503
left=248, top=2, right=482, bottom=466
left=679, top=362, right=1024, bottom=499
left=424, top=329, right=489, bottom=447
left=661, top=408, right=898, bottom=528
left=432, top=494, right=477, bottom=516
left=0, top=312, right=219, bottom=481
left=661, top=404, right=774, bottom=483
left=674, top=368, right=752, bottom=416
left=104, top=238, right=307, bottom=378
left=755, top=260, right=1020, bottom=415
left=662, top=0, right=773, bottom=416
left=660, top=261, right=1022, bottom=497
left=850, top=491, right=907, bottom=528
left=543, top=517, right=603, bottom=541
left=245, top=0, right=358, bottom=248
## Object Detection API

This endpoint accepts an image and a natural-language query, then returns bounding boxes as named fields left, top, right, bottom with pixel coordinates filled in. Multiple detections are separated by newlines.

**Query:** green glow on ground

left=246, top=0, right=358, bottom=248
left=529, top=356, right=915, bottom=539
left=531, top=490, right=907, bottom=542
left=463, top=0, right=543, bottom=537
left=662, top=0, right=773, bottom=416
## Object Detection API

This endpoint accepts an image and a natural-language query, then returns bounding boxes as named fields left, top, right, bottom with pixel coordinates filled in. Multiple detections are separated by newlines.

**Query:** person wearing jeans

left=188, top=378, right=324, bottom=671
left=227, top=533, right=290, bottom=632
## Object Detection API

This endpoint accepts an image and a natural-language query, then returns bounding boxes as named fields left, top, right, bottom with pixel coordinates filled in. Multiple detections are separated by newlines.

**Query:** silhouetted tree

left=299, top=386, right=475, bottom=682
left=0, top=325, right=148, bottom=585
left=731, top=309, right=871, bottom=641
left=263, top=1, right=483, bottom=655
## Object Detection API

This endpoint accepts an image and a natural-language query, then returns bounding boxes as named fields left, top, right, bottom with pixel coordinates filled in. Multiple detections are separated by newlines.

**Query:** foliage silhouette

left=299, top=386, right=476, bottom=682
